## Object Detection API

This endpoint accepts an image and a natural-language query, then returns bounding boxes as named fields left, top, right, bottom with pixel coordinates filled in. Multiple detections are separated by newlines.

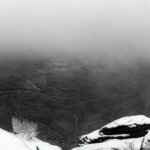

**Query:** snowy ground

left=0, top=128, right=61, bottom=150
left=72, top=137, right=143, bottom=150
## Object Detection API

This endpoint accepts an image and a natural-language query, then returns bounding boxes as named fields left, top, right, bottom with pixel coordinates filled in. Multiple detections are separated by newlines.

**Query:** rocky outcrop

left=79, top=115, right=150, bottom=145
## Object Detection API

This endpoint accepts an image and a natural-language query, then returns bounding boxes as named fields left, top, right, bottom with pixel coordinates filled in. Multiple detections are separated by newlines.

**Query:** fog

left=0, top=0, right=150, bottom=62
left=1, top=2, right=150, bottom=149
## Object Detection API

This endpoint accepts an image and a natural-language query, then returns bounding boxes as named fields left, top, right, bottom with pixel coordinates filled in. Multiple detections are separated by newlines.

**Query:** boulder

left=79, top=115, right=150, bottom=145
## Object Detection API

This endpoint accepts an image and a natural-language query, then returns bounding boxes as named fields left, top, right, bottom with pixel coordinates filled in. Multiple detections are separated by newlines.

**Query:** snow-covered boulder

left=79, top=115, right=150, bottom=145
left=0, top=128, right=61, bottom=150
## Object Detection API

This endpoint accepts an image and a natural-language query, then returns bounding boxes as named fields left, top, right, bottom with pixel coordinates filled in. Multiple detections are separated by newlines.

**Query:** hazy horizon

left=0, top=0, right=150, bottom=63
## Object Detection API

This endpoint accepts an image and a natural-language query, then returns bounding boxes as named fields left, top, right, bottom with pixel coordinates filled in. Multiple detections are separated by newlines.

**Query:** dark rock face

left=79, top=115, right=150, bottom=145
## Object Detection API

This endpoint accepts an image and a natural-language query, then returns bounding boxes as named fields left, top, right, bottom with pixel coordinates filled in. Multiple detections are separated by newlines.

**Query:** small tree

left=12, top=117, right=39, bottom=140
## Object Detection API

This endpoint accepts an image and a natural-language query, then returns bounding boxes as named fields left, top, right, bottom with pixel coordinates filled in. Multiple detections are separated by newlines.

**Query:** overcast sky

left=0, top=0, right=150, bottom=60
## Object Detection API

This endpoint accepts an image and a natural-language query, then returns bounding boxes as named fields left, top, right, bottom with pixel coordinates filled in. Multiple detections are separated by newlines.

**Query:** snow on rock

left=72, top=137, right=143, bottom=150
left=18, top=135, right=61, bottom=150
left=101, top=115, right=150, bottom=129
left=0, top=128, right=61, bottom=150
left=79, top=115, right=150, bottom=145
left=141, top=130, right=150, bottom=150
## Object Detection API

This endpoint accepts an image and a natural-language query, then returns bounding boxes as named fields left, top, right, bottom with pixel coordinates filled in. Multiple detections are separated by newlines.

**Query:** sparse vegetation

left=12, top=117, right=39, bottom=140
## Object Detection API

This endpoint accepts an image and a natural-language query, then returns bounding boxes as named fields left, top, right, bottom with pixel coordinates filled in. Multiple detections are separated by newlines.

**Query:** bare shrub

left=12, top=117, right=39, bottom=140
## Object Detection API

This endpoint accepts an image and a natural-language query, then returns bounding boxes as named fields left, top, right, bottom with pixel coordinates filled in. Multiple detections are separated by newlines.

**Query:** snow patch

left=0, top=128, right=61, bottom=150
left=102, top=115, right=150, bottom=129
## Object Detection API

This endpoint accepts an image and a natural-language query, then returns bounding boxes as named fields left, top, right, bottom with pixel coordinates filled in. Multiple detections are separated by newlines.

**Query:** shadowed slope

left=0, top=55, right=149, bottom=149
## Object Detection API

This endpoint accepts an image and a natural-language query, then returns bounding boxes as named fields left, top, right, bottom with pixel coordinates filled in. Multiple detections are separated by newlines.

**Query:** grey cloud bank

left=0, top=0, right=150, bottom=61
